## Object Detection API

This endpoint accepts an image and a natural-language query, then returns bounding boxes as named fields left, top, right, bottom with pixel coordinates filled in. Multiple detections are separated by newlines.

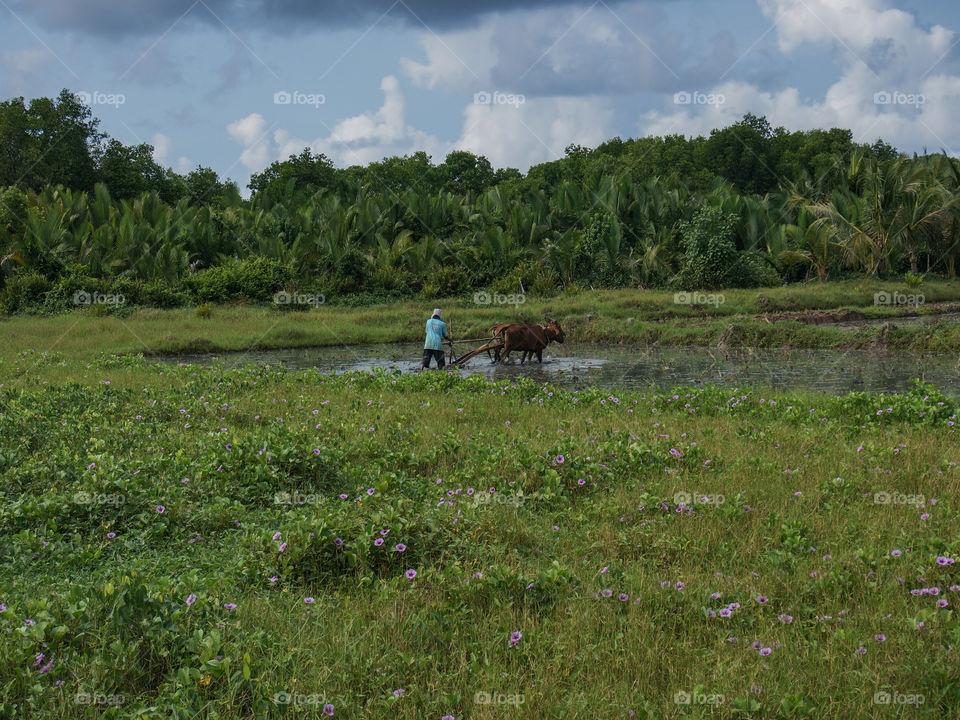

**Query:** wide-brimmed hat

left=432, top=308, right=442, bottom=319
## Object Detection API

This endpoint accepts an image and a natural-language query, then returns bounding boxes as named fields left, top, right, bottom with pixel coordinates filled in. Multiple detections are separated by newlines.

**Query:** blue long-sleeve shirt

left=424, top=318, right=449, bottom=350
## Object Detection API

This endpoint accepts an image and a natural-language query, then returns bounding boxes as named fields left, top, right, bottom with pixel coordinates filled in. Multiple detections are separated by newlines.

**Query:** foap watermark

left=272, top=691, right=325, bottom=706
left=273, top=291, right=325, bottom=307
left=873, top=91, right=925, bottom=109
left=874, top=290, right=924, bottom=306
left=674, top=291, right=725, bottom=307
left=474, top=90, right=525, bottom=107
left=274, top=90, right=326, bottom=108
left=674, top=690, right=725, bottom=706
left=75, top=91, right=125, bottom=108
left=473, top=492, right=524, bottom=508
left=274, top=491, right=322, bottom=506
left=74, top=290, right=125, bottom=307
left=873, top=691, right=925, bottom=706
left=73, top=491, right=126, bottom=507
left=674, top=91, right=725, bottom=106
left=474, top=691, right=525, bottom=707
left=473, top=290, right=525, bottom=307
left=874, top=491, right=924, bottom=507
left=674, top=491, right=725, bottom=506
left=75, top=692, right=125, bottom=706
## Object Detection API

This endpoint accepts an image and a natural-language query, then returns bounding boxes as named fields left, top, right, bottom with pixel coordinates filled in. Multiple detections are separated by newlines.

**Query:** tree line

left=1, top=91, right=958, bottom=312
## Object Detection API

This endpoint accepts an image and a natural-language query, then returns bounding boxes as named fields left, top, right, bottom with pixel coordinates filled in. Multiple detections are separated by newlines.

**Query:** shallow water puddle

left=157, top=342, right=960, bottom=396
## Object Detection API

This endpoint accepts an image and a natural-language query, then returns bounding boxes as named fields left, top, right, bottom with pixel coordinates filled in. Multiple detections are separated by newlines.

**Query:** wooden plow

left=446, top=336, right=504, bottom=367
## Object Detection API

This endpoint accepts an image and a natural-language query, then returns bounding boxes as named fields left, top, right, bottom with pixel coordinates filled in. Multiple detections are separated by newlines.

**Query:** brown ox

left=490, top=320, right=565, bottom=364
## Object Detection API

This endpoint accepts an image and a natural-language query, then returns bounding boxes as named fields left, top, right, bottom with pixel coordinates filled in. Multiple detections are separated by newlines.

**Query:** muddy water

left=160, top=342, right=960, bottom=396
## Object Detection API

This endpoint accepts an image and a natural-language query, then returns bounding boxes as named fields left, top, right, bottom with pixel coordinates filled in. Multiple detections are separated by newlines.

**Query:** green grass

left=1, top=352, right=959, bottom=718
left=2, top=279, right=960, bottom=362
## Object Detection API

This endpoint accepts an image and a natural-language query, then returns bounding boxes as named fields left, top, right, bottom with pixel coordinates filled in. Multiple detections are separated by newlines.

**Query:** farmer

left=422, top=308, right=450, bottom=370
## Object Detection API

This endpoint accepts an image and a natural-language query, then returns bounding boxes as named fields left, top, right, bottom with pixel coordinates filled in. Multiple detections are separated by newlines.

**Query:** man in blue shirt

left=421, top=308, right=450, bottom=369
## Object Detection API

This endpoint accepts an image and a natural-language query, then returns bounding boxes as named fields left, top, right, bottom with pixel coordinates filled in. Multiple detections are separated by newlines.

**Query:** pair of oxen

left=485, top=319, right=565, bottom=364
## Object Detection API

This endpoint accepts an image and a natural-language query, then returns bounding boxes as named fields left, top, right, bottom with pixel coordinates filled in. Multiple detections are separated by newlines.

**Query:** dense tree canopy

left=2, top=90, right=959, bottom=312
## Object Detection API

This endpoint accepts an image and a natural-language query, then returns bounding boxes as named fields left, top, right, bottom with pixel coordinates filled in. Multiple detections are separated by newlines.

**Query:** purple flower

left=272, top=532, right=281, bottom=540
left=33, top=653, right=44, bottom=667
left=778, top=614, right=793, bottom=624
left=875, top=634, right=886, bottom=642
left=719, top=608, right=732, bottom=618
left=938, top=599, right=949, bottom=608
left=405, top=569, right=417, bottom=579
left=323, top=704, right=334, bottom=716
left=756, top=595, right=769, bottom=604
left=759, top=647, right=772, bottom=656
left=186, top=593, right=197, bottom=607
left=618, top=593, right=629, bottom=602
left=367, top=488, right=375, bottom=496
left=304, top=597, right=315, bottom=604
left=393, top=689, right=404, bottom=697
left=38, top=658, right=54, bottom=673
left=855, top=646, right=867, bottom=655
left=374, top=538, right=384, bottom=547
left=278, top=542, right=287, bottom=552
left=395, top=544, right=406, bottom=552
left=509, top=631, right=522, bottom=648
left=24, top=619, right=35, bottom=626
left=442, top=716, right=455, bottom=720
left=334, top=538, right=343, bottom=546
left=106, top=532, right=116, bottom=539
left=601, top=589, right=613, bottom=598
left=223, top=603, right=237, bottom=610
left=891, top=549, right=902, bottom=557
left=555, top=455, right=565, bottom=464
left=156, top=505, right=165, bottom=514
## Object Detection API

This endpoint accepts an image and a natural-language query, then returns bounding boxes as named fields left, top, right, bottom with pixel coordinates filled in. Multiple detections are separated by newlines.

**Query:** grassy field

left=1, top=342, right=959, bottom=718
left=2, top=279, right=960, bottom=362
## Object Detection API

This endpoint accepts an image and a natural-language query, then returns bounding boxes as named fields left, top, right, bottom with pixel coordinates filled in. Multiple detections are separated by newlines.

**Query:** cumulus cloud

left=270, top=76, right=447, bottom=167
left=456, top=96, right=613, bottom=168
left=227, top=113, right=273, bottom=171
left=642, top=0, right=960, bottom=156
left=151, top=132, right=171, bottom=162
left=234, top=74, right=611, bottom=176
left=399, top=3, right=746, bottom=99
left=401, top=27, right=495, bottom=89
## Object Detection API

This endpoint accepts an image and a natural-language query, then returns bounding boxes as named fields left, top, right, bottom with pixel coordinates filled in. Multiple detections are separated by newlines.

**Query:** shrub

left=184, top=257, right=294, bottom=303
left=420, top=264, right=472, bottom=299
left=0, top=270, right=52, bottom=312
left=676, top=206, right=771, bottom=289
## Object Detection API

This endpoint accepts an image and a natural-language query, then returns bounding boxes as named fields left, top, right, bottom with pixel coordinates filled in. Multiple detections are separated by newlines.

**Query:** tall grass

left=0, top=357, right=958, bottom=718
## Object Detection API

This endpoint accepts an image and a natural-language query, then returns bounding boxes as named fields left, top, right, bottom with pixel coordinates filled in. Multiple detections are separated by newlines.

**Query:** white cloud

left=263, top=76, right=448, bottom=168
left=175, top=157, right=192, bottom=174
left=249, top=75, right=613, bottom=174
left=642, top=0, right=960, bottom=156
left=226, top=113, right=272, bottom=171
left=401, top=27, right=495, bottom=89
left=151, top=133, right=171, bottom=163
left=457, top=96, right=613, bottom=169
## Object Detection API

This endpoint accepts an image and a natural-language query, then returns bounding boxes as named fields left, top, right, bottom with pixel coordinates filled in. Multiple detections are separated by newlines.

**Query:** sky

left=2, top=0, right=959, bottom=193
